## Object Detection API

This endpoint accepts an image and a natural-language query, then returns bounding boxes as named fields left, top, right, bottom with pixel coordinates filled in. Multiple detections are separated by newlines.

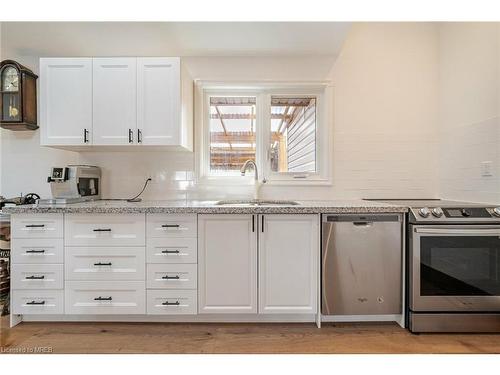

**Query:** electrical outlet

left=481, top=161, right=493, bottom=177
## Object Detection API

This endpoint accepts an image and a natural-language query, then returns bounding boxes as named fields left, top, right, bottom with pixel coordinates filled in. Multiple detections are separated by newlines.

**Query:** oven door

left=410, top=225, right=500, bottom=312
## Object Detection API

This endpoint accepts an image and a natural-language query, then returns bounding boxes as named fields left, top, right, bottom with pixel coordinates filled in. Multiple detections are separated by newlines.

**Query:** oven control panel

left=410, top=207, right=500, bottom=223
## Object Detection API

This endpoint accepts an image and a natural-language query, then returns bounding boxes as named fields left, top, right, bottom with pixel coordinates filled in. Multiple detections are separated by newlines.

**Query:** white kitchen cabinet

left=258, top=214, right=318, bottom=314
left=39, top=57, right=193, bottom=150
left=137, top=58, right=186, bottom=147
left=40, top=58, right=92, bottom=146
left=198, top=214, right=257, bottom=314
left=64, top=213, right=145, bottom=247
left=92, top=58, right=137, bottom=145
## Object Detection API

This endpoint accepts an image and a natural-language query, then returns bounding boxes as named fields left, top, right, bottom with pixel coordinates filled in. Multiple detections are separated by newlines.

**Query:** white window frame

left=195, top=81, right=332, bottom=186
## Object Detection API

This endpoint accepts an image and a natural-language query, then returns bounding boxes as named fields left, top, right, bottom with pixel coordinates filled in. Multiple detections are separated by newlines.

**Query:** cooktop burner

left=366, top=199, right=500, bottom=223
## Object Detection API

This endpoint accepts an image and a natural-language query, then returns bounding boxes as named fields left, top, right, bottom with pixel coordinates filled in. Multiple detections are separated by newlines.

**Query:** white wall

left=438, top=23, right=500, bottom=204
left=1, top=23, right=442, bottom=201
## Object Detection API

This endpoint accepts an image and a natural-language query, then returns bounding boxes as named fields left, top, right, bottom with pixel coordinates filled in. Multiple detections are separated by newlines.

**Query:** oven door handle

left=414, top=227, right=500, bottom=235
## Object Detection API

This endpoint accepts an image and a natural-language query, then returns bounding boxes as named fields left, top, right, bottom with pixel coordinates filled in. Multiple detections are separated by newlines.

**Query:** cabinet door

left=93, top=58, right=137, bottom=145
left=137, top=57, right=180, bottom=145
left=259, top=214, right=318, bottom=314
left=198, top=214, right=257, bottom=313
left=40, top=58, right=92, bottom=145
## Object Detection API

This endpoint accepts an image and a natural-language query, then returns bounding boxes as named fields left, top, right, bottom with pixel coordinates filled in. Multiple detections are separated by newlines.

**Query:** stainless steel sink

left=215, top=199, right=300, bottom=206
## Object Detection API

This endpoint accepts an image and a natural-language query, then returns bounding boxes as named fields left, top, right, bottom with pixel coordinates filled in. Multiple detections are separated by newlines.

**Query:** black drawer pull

left=162, top=250, right=180, bottom=254
left=162, top=301, right=180, bottom=306
left=26, top=300, right=45, bottom=305
left=94, top=296, right=112, bottom=301
left=94, top=262, right=112, bottom=266
left=161, top=224, right=180, bottom=228
left=25, top=224, right=45, bottom=228
left=25, top=275, right=45, bottom=280
left=162, top=275, right=180, bottom=280
left=26, top=249, right=46, bottom=253
left=93, top=228, right=112, bottom=232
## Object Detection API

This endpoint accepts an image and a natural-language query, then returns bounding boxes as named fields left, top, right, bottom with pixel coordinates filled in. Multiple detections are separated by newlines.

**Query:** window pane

left=270, top=97, right=317, bottom=173
left=209, top=96, right=256, bottom=174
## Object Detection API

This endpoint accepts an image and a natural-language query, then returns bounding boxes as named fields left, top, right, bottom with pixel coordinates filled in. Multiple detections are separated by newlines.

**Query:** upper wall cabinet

left=39, top=57, right=193, bottom=151
left=40, top=58, right=92, bottom=146
left=137, top=57, right=181, bottom=146
left=92, top=58, right=137, bottom=145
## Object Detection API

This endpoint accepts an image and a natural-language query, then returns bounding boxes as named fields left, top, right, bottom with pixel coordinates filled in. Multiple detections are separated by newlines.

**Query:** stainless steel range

left=372, top=199, right=500, bottom=332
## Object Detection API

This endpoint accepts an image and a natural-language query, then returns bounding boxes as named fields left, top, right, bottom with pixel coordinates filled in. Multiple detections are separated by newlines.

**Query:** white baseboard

left=321, top=314, right=403, bottom=325
left=21, top=313, right=317, bottom=323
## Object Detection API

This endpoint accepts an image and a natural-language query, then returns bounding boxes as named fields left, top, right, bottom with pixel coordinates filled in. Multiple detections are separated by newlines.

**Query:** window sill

left=262, top=178, right=332, bottom=187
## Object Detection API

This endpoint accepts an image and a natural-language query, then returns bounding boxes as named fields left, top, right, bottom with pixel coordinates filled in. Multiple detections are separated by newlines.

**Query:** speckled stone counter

left=2, top=199, right=408, bottom=214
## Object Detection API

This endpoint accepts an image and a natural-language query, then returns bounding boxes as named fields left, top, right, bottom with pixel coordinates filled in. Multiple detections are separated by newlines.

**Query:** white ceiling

left=0, top=22, right=351, bottom=57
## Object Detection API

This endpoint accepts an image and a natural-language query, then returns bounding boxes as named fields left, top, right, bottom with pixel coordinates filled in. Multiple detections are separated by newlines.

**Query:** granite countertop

left=2, top=199, right=408, bottom=214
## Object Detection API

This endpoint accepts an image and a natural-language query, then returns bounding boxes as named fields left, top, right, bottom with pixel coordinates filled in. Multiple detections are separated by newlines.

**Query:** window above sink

left=196, top=82, right=332, bottom=186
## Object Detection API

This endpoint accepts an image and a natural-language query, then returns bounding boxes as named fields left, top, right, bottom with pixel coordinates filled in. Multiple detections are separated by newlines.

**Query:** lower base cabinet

left=147, top=290, right=197, bottom=314
left=12, top=290, right=64, bottom=315
left=198, top=214, right=257, bottom=314
left=198, top=214, right=319, bottom=315
left=259, top=214, right=318, bottom=314
left=65, top=281, right=146, bottom=314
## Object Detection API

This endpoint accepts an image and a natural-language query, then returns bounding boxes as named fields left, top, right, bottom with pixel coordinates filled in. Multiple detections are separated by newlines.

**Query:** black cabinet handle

left=137, top=129, right=142, bottom=144
left=93, top=228, right=112, bottom=232
left=84, top=128, right=89, bottom=143
left=94, top=296, right=112, bottom=301
left=162, top=250, right=180, bottom=254
left=252, top=215, right=255, bottom=232
left=26, top=300, right=45, bottom=305
left=162, top=301, right=180, bottom=306
left=161, top=224, right=180, bottom=228
left=26, top=249, right=45, bottom=254
left=25, top=275, right=45, bottom=280
left=162, top=275, right=180, bottom=280
left=25, top=224, right=45, bottom=228
left=128, top=128, right=134, bottom=143
left=262, top=215, right=265, bottom=233
left=94, top=262, right=112, bottom=266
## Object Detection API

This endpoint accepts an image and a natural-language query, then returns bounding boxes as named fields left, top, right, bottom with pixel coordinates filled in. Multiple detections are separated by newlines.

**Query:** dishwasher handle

left=324, top=214, right=400, bottom=223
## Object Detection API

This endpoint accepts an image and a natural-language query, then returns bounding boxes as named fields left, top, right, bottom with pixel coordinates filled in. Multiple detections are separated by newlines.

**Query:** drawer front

left=147, top=238, right=197, bottom=264
left=11, top=264, right=63, bottom=290
left=11, top=214, right=63, bottom=239
left=12, top=290, right=64, bottom=315
left=147, top=214, right=197, bottom=238
left=147, top=290, right=197, bottom=315
left=65, top=214, right=145, bottom=246
left=146, top=264, right=197, bottom=289
left=65, top=281, right=145, bottom=314
left=65, top=247, right=145, bottom=281
left=11, top=238, right=64, bottom=264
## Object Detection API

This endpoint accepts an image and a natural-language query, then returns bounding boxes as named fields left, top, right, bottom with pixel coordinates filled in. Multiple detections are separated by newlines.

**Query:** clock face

left=2, top=66, right=19, bottom=92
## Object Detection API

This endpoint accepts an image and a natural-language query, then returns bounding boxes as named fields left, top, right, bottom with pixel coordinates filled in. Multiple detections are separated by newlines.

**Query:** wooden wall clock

left=0, top=60, right=38, bottom=130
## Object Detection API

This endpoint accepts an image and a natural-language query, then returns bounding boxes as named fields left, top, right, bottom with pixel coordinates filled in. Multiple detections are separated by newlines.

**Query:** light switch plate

left=481, top=161, right=493, bottom=177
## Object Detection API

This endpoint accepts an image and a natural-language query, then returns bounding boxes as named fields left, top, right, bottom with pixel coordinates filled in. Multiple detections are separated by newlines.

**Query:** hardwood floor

left=1, top=316, right=499, bottom=354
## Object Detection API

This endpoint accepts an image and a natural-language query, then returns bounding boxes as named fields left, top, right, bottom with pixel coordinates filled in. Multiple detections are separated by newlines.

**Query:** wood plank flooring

left=1, top=316, right=499, bottom=354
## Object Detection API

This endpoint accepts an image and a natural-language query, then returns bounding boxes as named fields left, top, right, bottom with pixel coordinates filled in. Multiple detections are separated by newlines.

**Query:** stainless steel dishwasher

left=322, top=214, right=402, bottom=315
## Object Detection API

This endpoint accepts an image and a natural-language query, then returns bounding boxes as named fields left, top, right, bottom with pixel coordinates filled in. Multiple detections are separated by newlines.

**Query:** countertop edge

left=2, top=206, right=408, bottom=214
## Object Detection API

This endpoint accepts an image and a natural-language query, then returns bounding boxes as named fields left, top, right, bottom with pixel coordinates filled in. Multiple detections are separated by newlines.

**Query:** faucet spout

left=240, top=160, right=258, bottom=181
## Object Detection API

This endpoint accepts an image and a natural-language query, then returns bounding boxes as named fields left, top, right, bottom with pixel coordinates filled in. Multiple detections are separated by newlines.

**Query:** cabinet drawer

left=146, top=264, right=197, bottom=289
left=11, top=214, right=63, bottom=239
left=65, top=247, right=145, bottom=281
left=147, top=214, right=197, bottom=238
left=65, top=214, right=145, bottom=246
left=65, top=281, right=145, bottom=314
left=11, top=264, right=63, bottom=290
left=12, top=290, right=64, bottom=315
left=146, top=238, right=197, bottom=264
left=11, top=238, right=64, bottom=264
left=147, top=290, right=197, bottom=315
